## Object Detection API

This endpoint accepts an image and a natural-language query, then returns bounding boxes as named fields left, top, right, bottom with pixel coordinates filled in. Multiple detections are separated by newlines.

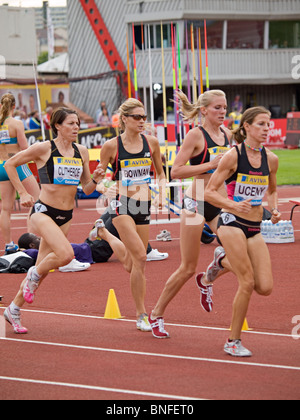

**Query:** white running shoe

left=206, top=246, right=226, bottom=283
left=156, top=230, right=172, bottom=242
left=23, top=266, right=39, bottom=304
left=59, top=259, right=91, bottom=273
left=136, top=313, right=152, bottom=332
left=146, top=249, right=169, bottom=261
left=4, top=307, right=28, bottom=334
left=89, top=219, right=105, bottom=241
left=224, top=339, right=252, bottom=357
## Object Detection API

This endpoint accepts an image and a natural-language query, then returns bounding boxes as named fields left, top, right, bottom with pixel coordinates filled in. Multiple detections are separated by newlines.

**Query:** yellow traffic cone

left=241, top=318, right=249, bottom=331
left=104, top=289, right=122, bottom=319
left=229, top=318, right=251, bottom=331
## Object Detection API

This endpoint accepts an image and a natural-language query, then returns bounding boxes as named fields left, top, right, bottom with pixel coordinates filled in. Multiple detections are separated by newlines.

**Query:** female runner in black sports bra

left=149, top=89, right=235, bottom=338
left=3, top=107, right=104, bottom=334
left=205, top=106, right=280, bottom=356
left=98, top=98, right=166, bottom=332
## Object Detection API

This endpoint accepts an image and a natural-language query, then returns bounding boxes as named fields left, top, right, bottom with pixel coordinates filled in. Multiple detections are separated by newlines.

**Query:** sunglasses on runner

left=125, top=114, right=147, bottom=121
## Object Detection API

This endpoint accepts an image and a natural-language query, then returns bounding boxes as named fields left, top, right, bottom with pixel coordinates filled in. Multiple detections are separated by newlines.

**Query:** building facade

left=68, top=0, right=299, bottom=120
left=0, top=7, right=37, bottom=79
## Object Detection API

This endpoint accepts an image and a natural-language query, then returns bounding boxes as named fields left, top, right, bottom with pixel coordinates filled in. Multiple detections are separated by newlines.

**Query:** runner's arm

left=205, top=148, right=252, bottom=214
left=78, top=146, right=105, bottom=196
left=4, top=142, right=47, bottom=206
left=266, top=151, right=280, bottom=223
left=171, top=128, right=215, bottom=179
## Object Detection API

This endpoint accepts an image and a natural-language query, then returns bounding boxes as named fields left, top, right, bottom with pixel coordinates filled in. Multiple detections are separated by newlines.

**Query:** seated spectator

left=97, top=107, right=112, bottom=127
left=18, top=233, right=91, bottom=273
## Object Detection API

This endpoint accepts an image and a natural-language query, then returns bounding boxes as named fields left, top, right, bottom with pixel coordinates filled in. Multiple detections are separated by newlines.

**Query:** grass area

left=272, top=149, right=300, bottom=185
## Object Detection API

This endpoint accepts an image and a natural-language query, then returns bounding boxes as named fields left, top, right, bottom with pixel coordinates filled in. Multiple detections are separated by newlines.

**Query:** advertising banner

left=286, top=112, right=300, bottom=148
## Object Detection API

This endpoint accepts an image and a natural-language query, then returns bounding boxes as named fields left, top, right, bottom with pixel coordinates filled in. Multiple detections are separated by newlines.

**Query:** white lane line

left=0, top=375, right=202, bottom=400
left=13, top=308, right=297, bottom=339
left=1, top=337, right=299, bottom=372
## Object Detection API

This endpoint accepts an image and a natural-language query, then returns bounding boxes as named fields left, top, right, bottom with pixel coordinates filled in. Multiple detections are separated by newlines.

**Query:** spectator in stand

left=95, top=101, right=111, bottom=123
left=231, top=95, right=243, bottom=113
left=58, top=91, right=65, bottom=106
left=97, top=107, right=112, bottom=127
left=228, top=106, right=243, bottom=131
left=14, top=110, right=28, bottom=130
left=20, top=111, right=29, bottom=130
left=43, top=107, right=53, bottom=130
left=28, top=110, right=41, bottom=130
left=288, top=104, right=298, bottom=113
left=17, top=92, right=27, bottom=116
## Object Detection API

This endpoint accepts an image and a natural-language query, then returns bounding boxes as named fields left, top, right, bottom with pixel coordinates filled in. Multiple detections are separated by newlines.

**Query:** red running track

left=0, top=186, right=299, bottom=401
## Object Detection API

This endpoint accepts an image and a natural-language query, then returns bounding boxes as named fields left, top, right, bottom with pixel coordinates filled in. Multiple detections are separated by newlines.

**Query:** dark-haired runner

left=4, top=107, right=104, bottom=333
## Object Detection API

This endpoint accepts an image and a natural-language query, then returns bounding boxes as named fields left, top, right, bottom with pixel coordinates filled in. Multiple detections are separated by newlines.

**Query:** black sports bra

left=112, top=134, right=153, bottom=186
left=190, top=126, right=230, bottom=174
left=38, top=140, right=83, bottom=186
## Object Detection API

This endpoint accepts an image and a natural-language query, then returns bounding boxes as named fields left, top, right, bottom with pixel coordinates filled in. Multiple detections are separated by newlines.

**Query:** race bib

left=184, top=197, right=198, bottom=212
left=0, top=125, right=10, bottom=144
left=207, top=146, right=229, bottom=174
left=53, top=157, right=83, bottom=186
left=110, top=199, right=122, bottom=211
left=233, top=173, right=269, bottom=206
left=120, top=158, right=152, bottom=187
left=34, top=202, right=48, bottom=213
left=221, top=213, right=237, bottom=225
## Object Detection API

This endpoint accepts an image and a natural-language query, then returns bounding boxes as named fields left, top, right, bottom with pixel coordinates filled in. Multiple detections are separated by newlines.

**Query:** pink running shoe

left=149, top=312, right=170, bottom=338
left=4, top=307, right=28, bottom=334
left=196, top=272, right=213, bottom=312
left=23, top=266, right=39, bottom=304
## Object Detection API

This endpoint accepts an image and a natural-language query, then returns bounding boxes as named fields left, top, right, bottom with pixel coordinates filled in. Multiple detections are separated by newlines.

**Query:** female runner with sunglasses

left=98, top=98, right=166, bottom=331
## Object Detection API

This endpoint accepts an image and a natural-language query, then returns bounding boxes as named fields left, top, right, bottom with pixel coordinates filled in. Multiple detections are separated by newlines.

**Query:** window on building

left=133, top=23, right=172, bottom=50
left=156, top=23, right=172, bottom=48
left=269, top=21, right=300, bottom=48
left=227, top=21, right=264, bottom=49
left=187, top=20, right=223, bottom=49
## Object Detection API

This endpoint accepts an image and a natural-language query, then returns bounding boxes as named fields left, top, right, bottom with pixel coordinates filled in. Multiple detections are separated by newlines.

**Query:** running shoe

left=206, top=246, right=226, bottom=283
left=4, top=307, right=28, bottom=334
left=146, top=249, right=169, bottom=261
left=156, top=230, right=172, bottom=242
left=195, top=272, right=213, bottom=312
left=224, top=339, right=252, bottom=357
left=59, top=259, right=91, bottom=272
left=4, top=242, right=19, bottom=255
left=89, top=219, right=105, bottom=241
left=136, top=313, right=152, bottom=332
left=149, top=312, right=170, bottom=338
left=23, top=266, right=39, bottom=304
